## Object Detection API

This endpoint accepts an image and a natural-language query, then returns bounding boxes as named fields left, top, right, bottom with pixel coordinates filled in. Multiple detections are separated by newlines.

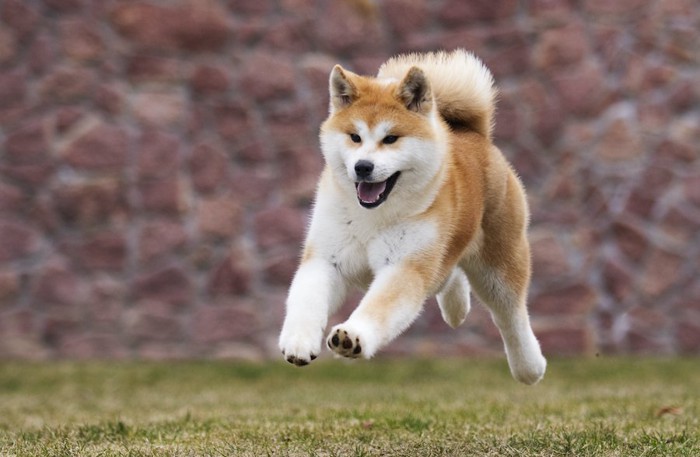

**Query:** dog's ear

left=329, top=65, right=358, bottom=112
left=397, top=66, right=432, bottom=114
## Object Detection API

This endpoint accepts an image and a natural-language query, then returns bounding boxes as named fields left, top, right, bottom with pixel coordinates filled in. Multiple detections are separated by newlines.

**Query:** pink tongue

left=357, top=181, right=387, bottom=203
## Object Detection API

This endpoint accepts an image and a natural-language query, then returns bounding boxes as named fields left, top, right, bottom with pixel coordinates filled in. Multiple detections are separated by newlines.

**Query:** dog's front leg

left=327, top=263, right=427, bottom=359
left=279, top=257, right=347, bottom=366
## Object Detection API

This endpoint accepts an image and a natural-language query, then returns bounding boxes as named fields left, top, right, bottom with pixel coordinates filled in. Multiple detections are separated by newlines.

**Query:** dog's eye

left=349, top=133, right=362, bottom=143
left=382, top=135, right=399, bottom=145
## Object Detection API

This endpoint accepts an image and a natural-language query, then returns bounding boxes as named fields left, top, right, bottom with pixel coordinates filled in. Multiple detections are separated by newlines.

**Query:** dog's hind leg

left=436, top=267, right=471, bottom=328
left=463, top=238, right=546, bottom=385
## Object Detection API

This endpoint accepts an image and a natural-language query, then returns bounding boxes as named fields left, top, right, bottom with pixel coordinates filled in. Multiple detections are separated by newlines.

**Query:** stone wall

left=1, top=0, right=698, bottom=359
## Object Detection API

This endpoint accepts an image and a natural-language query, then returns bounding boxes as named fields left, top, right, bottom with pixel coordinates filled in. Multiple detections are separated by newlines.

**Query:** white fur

left=279, top=50, right=546, bottom=385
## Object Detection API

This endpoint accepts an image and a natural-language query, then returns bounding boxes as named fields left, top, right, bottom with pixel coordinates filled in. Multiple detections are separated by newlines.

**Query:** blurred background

left=0, top=0, right=698, bottom=361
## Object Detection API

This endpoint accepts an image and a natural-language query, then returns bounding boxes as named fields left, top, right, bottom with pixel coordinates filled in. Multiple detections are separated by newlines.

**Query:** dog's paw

left=327, top=328, right=363, bottom=358
left=279, top=325, right=322, bottom=367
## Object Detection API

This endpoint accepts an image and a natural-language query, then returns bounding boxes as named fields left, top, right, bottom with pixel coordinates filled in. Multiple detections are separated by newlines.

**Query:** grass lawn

left=0, top=357, right=698, bottom=456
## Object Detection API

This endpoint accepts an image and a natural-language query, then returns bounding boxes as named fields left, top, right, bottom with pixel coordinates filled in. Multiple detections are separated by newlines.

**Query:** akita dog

left=278, top=49, right=546, bottom=384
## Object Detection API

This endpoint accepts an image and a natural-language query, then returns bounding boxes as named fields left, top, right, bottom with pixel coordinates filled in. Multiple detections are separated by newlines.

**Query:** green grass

left=0, top=357, right=698, bottom=456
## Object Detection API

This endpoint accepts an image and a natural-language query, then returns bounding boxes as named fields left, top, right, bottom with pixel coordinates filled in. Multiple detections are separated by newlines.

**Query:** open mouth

left=355, top=172, right=401, bottom=209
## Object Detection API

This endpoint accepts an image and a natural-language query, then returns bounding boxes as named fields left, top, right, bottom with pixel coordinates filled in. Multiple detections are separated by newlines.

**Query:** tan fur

left=280, top=50, right=545, bottom=384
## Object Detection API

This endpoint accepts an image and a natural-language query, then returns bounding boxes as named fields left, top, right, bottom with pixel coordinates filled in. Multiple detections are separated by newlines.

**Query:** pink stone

left=0, top=220, right=40, bottom=262
left=4, top=119, right=48, bottom=164
left=315, top=0, right=384, bottom=54
left=33, top=263, right=89, bottom=309
left=214, top=102, right=253, bottom=140
left=677, top=322, right=700, bottom=353
left=126, top=55, right=182, bottom=83
left=254, top=206, right=306, bottom=250
left=382, top=0, right=431, bottom=38
left=190, top=64, right=229, bottom=94
left=530, top=283, right=597, bottom=316
left=530, top=231, right=571, bottom=278
left=0, top=0, right=39, bottom=39
left=611, top=221, right=648, bottom=262
left=533, top=22, right=589, bottom=69
left=139, top=219, right=188, bottom=264
left=439, top=0, right=518, bottom=23
left=197, top=195, right=242, bottom=239
left=190, top=142, right=229, bottom=194
left=59, top=19, right=103, bottom=62
left=53, top=178, right=128, bottom=228
left=0, top=181, right=24, bottom=213
left=133, top=265, right=192, bottom=307
left=208, top=252, right=252, bottom=296
left=60, top=123, right=129, bottom=171
left=131, top=90, right=186, bottom=127
left=537, top=324, right=593, bottom=355
left=137, top=129, right=181, bottom=180
left=641, top=248, right=685, bottom=298
left=0, top=68, right=26, bottom=108
left=110, top=2, right=231, bottom=52
left=262, top=251, right=298, bottom=286
left=238, top=51, right=296, bottom=101
left=60, top=231, right=127, bottom=271
left=40, top=66, right=96, bottom=102
left=138, top=177, right=187, bottom=214
left=125, top=300, right=185, bottom=343
left=0, top=270, right=20, bottom=308
left=552, top=62, right=607, bottom=116
left=192, top=302, right=258, bottom=343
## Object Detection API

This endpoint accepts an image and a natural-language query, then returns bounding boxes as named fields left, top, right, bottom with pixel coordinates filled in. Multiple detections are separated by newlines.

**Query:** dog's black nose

left=354, top=160, right=374, bottom=179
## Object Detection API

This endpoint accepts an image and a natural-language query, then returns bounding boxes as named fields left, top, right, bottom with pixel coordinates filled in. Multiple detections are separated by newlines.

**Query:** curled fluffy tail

left=378, top=49, right=497, bottom=139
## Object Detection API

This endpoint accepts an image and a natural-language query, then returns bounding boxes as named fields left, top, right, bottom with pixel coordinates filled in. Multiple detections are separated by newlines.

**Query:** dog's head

left=320, top=65, right=446, bottom=210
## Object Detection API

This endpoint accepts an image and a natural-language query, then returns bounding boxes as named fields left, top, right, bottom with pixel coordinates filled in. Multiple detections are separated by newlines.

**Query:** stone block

left=0, top=68, right=26, bottom=108
left=32, top=262, right=89, bottom=310
left=641, top=248, right=685, bottom=298
left=530, top=283, right=597, bottom=316
left=254, top=206, right=306, bottom=251
left=59, top=19, right=104, bottom=62
left=0, top=28, right=17, bottom=64
left=0, top=220, right=41, bottom=263
left=0, top=270, right=20, bottom=308
left=137, top=129, right=181, bottom=180
left=138, top=176, right=188, bottom=215
left=60, top=231, right=127, bottom=271
left=382, top=0, right=431, bottom=38
left=552, top=62, right=607, bottom=116
left=192, top=301, right=258, bottom=343
left=533, top=22, right=589, bottom=69
left=59, top=122, right=129, bottom=171
left=110, top=2, right=231, bottom=52
left=677, top=321, right=700, bottom=353
left=133, top=265, right=192, bottom=307
left=208, top=252, right=252, bottom=296
left=197, top=195, right=242, bottom=239
left=536, top=324, right=594, bottom=355
left=124, top=300, right=185, bottom=343
left=0, top=181, right=24, bottom=213
left=4, top=118, right=49, bottom=165
left=190, top=142, right=229, bottom=194
left=131, top=90, right=186, bottom=127
left=53, top=178, right=128, bottom=228
left=238, top=51, right=296, bottom=101
left=126, top=55, right=182, bottom=83
left=315, top=0, right=384, bottom=54
left=611, top=220, right=648, bottom=262
left=139, top=219, right=188, bottom=264
left=190, top=64, right=229, bottom=94
left=0, top=0, right=39, bottom=39
left=40, top=65, right=96, bottom=103
left=439, top=0, right=517, bottom=23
